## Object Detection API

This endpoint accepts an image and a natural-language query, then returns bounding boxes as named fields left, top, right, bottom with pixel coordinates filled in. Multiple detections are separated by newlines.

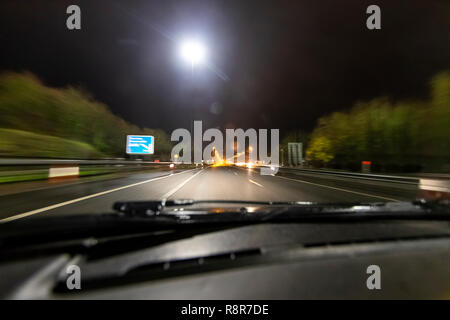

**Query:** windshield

left=0, top=0, right=449, bottom=225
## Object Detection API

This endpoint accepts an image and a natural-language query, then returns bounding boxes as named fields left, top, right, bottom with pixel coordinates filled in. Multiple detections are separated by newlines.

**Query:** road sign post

left=362, top=161, right=371, bottom=173
left=288, top=142, right=303, bottom=167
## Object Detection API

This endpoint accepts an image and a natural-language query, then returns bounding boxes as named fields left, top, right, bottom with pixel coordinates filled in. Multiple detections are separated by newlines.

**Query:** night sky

left=0, top=0, right=449, bottom=135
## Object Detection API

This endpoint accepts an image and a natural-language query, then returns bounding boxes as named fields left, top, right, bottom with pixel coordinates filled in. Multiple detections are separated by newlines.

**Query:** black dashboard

left=1, top=220, right=450, bottom=299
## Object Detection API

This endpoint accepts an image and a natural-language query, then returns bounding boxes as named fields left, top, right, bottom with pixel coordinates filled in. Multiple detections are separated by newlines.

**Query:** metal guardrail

left=0, top=158, right=172, bottom=166
left=277, top=167, right=420, bottom=184
left=261, top=165, right=450, bottom=199
left=0, top=158, right=186, bottom=183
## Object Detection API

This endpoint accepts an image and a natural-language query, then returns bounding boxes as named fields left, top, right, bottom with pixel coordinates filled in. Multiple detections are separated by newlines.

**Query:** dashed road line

left=248, top=179, right=264, bottom=188
left=161, top=169, right=204, bottom=200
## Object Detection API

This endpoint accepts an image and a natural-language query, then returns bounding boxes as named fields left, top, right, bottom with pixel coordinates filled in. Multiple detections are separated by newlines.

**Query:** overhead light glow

left=180, top=40, right=206, bottom=66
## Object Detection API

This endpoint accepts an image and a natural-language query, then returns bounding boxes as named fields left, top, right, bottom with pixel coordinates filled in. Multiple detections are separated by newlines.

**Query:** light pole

left=179, top=39, right=207, bottom=164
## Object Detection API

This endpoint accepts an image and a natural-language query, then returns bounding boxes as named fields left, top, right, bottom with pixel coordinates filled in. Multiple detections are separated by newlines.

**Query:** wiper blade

left=112, top=199, right=450, bottom=218
left=2, top=200, right=449, bottom=254
left=112, top=199, right=318, bottom=217
left=259, top=200, right=450, bottom=222
left=113, top=199, right=195, bottom=216
left=4, top=200, right=449, bottom=242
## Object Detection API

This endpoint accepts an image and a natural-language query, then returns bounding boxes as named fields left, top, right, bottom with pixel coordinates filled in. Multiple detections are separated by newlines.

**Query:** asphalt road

left=0, top=166, right=419, bottom=223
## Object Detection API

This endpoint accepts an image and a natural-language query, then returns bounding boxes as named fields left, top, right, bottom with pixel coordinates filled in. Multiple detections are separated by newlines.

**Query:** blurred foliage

left=306, top=72, right=450, bottom=172
left=0, top=72, right=173, bottom=159
left=0, top=128, right=105, bottom=158
left=305, top=136, right=333, bottom=166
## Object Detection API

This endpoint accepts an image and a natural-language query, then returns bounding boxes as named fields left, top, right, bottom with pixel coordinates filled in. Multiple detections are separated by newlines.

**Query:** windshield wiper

left=113, top=199, right=196, bottom=216
left=1, top=200, right=449, bottom=261
left=112, top=199, right=317, bottom=216
left=113, top=199, right=450, bottom=217
left=2, top=200, right=449, bottom=244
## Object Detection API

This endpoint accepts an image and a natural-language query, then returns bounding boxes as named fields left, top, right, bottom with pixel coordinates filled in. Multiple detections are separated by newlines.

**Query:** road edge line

left=274, top=175, right=401, bottom=202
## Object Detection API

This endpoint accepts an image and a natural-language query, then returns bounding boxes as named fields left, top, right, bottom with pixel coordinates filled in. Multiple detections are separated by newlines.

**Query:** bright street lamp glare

left=180, top=40, right=206, bottom=66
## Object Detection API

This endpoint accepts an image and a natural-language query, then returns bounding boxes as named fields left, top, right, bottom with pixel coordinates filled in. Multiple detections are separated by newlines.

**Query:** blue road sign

left=126, top=135, right=154, bottom=154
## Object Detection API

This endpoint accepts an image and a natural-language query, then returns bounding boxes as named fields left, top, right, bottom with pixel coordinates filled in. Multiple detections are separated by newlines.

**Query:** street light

left=179, top=40, right=207, bottom=69
left=179, top=39, right=207, bottom=165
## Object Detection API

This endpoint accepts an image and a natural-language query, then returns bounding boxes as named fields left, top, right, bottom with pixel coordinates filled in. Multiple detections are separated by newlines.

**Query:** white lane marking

left=274, top=175, right=401, bottom=202
left=233, top=172, right=238, bottom=176
left=0, top=169, right=198, bottom=224
left=248, top=179, right=264, bottom=188
left=161, top=169, right=204, bottom=200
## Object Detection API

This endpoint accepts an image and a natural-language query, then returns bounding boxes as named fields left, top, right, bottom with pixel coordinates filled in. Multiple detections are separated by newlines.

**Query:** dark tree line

left=305, top=72, right=450, bottom=173
left=0, top=72, right=173, bottom=159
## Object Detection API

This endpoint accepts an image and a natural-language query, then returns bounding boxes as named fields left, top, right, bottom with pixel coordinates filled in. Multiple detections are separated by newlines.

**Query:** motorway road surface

left=0, top=166, right=419, bottom=223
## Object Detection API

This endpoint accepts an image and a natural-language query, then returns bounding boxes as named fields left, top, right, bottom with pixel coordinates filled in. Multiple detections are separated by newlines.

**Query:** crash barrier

left=0, top=159, right=193, bottom=183
left=276, top=167, right=420, bottom=184
left=261, top=165, right=450, bottom=200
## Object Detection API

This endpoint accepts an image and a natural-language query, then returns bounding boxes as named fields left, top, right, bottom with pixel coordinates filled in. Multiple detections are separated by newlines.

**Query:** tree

left=305, top=71, right=450, bottom=172
left=306, top=136, right=334, bottom=167
left=0, top=71, right=173, bottom=159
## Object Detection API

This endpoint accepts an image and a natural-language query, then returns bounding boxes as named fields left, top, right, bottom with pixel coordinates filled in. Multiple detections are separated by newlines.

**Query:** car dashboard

left=1, top=219, right=450, bottom=299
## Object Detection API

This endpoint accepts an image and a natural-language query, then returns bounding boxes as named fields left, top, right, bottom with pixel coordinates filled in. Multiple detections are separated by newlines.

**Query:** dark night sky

left=0, top=0, right=449, bottom=135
